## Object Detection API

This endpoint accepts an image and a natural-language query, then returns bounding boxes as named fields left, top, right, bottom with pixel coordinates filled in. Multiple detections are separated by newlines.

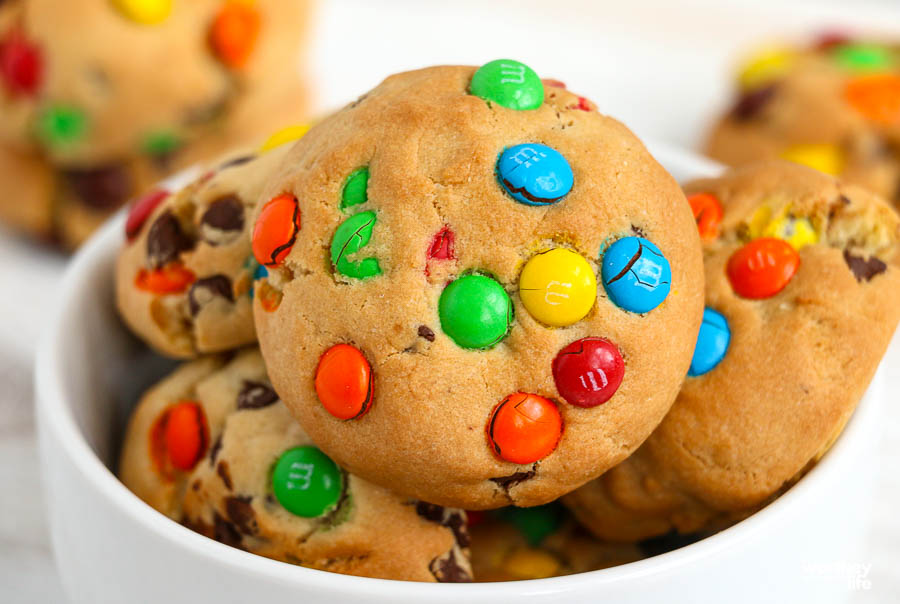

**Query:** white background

left=1, top=0, right=899, bottom=601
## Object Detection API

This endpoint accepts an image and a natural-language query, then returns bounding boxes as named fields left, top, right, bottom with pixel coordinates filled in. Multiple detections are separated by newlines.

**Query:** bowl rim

left=34, top=140, right=881, bottom=596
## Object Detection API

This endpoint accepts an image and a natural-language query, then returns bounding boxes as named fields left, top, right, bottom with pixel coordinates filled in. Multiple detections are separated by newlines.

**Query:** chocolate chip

left=631, top=225, right=647, bottom=238
left=417, top=325, right=435, bottom=342
left=237, top=381, right=279, bottom=410
left=201, top=195, right=244, bottom=236
left=62, top=163, right=134, bottom=210
left=444, top=511, right=470, bottom=548
left=213, top=513, right=244, bottom=549
left=429, top=549, right=472, bottom=583
left=415, top=502, right=447, bottom=524
left=415, top=503, right=470, bottom=547
left=217, top=155, right=256, bottom=171
left=638, top=530, right=704, bottom=558
left=216, top=461, right=233, bottom=491
left=188, top=275, right=234, bottom=315
left=225, top=495, right=257, bottom=535
left=732, top=84, right=777, bottom=121
left=843, top=250, right=887, bottom=282
left=208, top=434, right=223, bottom=464
left=146, top=211, right=192, bottom=268
left=489, top=468, right=536, bottom=489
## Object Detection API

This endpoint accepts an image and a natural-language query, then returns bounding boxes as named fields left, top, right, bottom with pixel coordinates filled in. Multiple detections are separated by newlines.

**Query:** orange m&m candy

left=845, top=73, right=900, bottom=126
left=727, top=238, right=800, bottom=300
left=209, top=1, right=261, bottom=69
left=135, top=263, right=196, bottom=294
left=315, top=344, right=374, bottom=420
left=252, top=193, right=301, bottom=267
left=687, top=192, right=723, bottom=242
left=163, top=401, right=208, bottom=472
left=487, top=393, right=562, bottom=465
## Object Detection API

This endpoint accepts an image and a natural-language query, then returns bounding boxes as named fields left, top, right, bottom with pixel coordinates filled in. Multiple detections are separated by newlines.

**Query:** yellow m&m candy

left=503, top=548, right=561, bottom=580
left=779, top=143, right=844, bottom=176
left=762, top=215, right=818, bottom=250
left=260, top=124, right=311, bottom=152
left=519, top=248, right=596, bottom=327
left=112, top=0, right=172, bottom=25
left=738, top=47, right=795, bottom=90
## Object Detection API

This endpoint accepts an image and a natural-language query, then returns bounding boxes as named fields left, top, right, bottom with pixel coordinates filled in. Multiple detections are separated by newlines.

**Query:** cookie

left=705, top=35, right=900, bottom=205
left=0, top=0, right=311, bottom=247
left=118, top=348, right=473, bottom=582
left=250, top=62, right=705, bottom=508
left=115, top=139, right=299, bottom=359
left=468, top=503, right=640, bottom=581
left=565, top=161, right=900, bottom=541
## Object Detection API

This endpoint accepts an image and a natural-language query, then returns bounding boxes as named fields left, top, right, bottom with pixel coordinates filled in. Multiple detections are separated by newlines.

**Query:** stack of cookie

left=0, top=0, right=311, bottom=248
left=113, top=60, right=900, bottom=582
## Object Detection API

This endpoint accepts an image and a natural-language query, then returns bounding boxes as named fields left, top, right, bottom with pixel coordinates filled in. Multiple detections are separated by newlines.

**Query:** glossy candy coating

left=163, top=401, right=207, bottom=472
left=315, top=344, right=374, bottom=420
left=438, top=273, right=512, bottom=349
left=497, top=143, right=573, bottom=206
left=601, top=237, right=672, bottom=314
left=738, top=47, right=794, bottom=90
left=779, top=143, right=843, bottom=176
left=487, top=393, right=562, bottom=464
left=210, top=1, right=261, bottom=69
left=688, top=308, right=731, bottom=377
left=469, top=59, right=544, bottom=111
left=272, top=446, right=343, bottom=518
left=552, top=337, right=624, bottom=408
left=330, top=210, right=382, bottom=279
left=112, top=0, right=172, bottom=25
left=0, top=28, right=42, bottom=96
left=761, top=214, right=818, bottom=250
left=503, top=549, right=560, bottom=579
left=727, top=237, right=800, bottom=299
left=499, top=503, right=563, bottom=546
left=142, top=130, right=181, bottom=157
left=845, top=74, right=900, bottom=126
left=687, top=192, right=723, bottom=242
left=36, top=105, right=87, bottom=147
left=519, top=248, right=596, bottom=327
left=135, top=263, right=196, bottom=294
left=260, top=124, right=310, bottom=152
left=341, top=167, right=369, bottom=211
left=831, top=43, right=894, bottom=73
left=252, top=194, right=301, bottom=267
left=427, top=227, right=455, bottom=261
left=125, top=189, right=168, bottom=241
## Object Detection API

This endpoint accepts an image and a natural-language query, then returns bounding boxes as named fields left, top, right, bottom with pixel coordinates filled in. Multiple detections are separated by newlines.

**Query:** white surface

left=2, top=0, right=900, bottom=601
left=34, top=144, right=884, bottom=604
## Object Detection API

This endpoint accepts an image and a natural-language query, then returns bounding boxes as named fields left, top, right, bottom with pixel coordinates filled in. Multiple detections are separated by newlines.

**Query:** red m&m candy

left=487, top=393, right=562, bottom=464
left=727, top=238, right=800, bottom=299
left=125, top=189, right=168, bottom=241
left=252, top=193, right=301, bottom=267
left=552, top=337, right=624, bottom=408
left=0, top=28, right=43, bottom=96
left=687, top=192, right=723, bottom=242
left=315, top=344, right=374, bottom=420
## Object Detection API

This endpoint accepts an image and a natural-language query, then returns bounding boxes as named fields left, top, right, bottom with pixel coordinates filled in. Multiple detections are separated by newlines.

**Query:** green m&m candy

left=439, top=273, right=513, bottom=349
left=330, top=210, right=382, bottom=279
left=499, top=502, right=563, bottom=546
left=341, top=167, right=369, bottom=211
left=832, top=43, right=895, bottom=72
left=469, top=59, right=544, bottom=111
left=142, top=130, right=182, bottom=157
left=272, top=446, right=343, bottom=518
left=35, top=104, right=87, bottom=147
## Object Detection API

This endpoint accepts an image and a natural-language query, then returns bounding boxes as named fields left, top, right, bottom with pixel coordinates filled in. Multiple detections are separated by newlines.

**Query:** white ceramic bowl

left=36, top=143, right=883, bottom=604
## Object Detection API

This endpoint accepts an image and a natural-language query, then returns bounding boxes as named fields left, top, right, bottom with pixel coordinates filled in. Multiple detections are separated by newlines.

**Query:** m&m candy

left=779, top=143, right=843, bottom=176
left=687, top=192, right=723, bottom=242
left=112, top=0, right=172, bottom=25
left=761, top=214, right=818, bottom=250
left=737, top=47, right=794, bottom=90
left=497, top=144, right=573, bottom=206
left=36, top=105, right=88, bottom=147
left=427, top=226, right=455, bottom=261
left=439, top=273, right=512, bottom=349
left=135, top=263, right=196, bottom=294
left=260, top=124, right=310, bottom=152
left=125, top=189, right=168, bottom=241
left=209, top=0, right=261, bottom=69
left=601, top=236, right=672, bottom=314
left=330, top=210, right=382, bottom=279
left=519, top=248, right=596, bottom=327
left=272, top=446, right=343, bottom=518
left=552, top=337, right=624, bottom=408
left=831, top=43, right=895, bottom=73
left=688, top=308, right=731, bottom=377
left=163, top=401, right=208, bottom=472
left=470, top=59, right=544, bottom=111
left=315, top=344, right=373, bottom=420
left=845, top=74, right=900, bottom=126
left=0, top=28, right=43, bottom=96
left=252, top=193, right=301, bottom=267
left=502, top=549, right=560, bottom=580
left=499, top=503, right=563, bottom=546
left=487, top=393, right=562, bottom=464
left=341, top=167, right=369, bottom=211
left=727, top=238, right=800, bottom=299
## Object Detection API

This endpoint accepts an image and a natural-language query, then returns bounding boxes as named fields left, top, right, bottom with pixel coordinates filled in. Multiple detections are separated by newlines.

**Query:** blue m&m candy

left=249, top=263, right=268, bottom=300
left=601, top=236, right=671, bottom=313
left=496, top=143, right=573, bottom=206
left=688, top=308, right=731, bottom=377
